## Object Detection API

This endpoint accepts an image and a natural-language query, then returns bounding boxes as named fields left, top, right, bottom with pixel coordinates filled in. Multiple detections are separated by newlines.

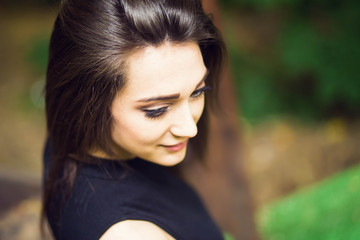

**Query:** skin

left=100, top=220, right=176, bottom=240
left=110, top=41, right=208, bottom=166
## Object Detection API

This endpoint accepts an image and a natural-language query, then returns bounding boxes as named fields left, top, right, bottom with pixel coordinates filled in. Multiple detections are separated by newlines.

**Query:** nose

left=170, top=104, right=198, bottom=138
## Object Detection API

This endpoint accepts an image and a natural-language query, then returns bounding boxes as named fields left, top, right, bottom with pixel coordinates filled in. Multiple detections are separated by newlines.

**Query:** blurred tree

left=182, top=1, right=260, bottom=239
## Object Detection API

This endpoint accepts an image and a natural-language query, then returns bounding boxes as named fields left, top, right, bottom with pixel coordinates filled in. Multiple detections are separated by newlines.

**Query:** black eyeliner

left=143, top=106, right=169, bottom=119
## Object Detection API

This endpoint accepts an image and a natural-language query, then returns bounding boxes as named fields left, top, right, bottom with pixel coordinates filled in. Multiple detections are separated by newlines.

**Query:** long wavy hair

left=42, top=0, right=225, bottom=233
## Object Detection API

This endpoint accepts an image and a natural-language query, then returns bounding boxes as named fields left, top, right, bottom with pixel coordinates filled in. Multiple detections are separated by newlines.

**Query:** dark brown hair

left=43, top=0, right=225, bottom=233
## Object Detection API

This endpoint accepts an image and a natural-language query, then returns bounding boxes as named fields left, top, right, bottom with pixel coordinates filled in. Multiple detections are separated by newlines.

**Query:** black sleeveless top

left=44, top=144, right=224, bottom=240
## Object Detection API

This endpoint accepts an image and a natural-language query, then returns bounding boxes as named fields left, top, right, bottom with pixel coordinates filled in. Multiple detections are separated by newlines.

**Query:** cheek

left=111, top=112, right=167, bottom=145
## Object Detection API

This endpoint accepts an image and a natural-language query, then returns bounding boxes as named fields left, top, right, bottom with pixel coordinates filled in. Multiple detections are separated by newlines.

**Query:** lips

left=162, top=140, right=188, bottom=152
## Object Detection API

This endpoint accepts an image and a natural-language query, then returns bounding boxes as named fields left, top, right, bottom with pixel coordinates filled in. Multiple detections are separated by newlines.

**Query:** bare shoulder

left=99, top=220, right=176, bottom=240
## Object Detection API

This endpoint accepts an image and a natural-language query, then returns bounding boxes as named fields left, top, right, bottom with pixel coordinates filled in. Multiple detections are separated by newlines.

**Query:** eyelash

left=143, top=107, right=169, bottom=119
left=190, top=86, right=211, bottom=99
left=143, top=85, right=211, bottom=119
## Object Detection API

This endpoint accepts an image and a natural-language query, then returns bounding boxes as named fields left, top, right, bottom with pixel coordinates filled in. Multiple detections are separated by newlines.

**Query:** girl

left=43, top=0, right=226, bottom=239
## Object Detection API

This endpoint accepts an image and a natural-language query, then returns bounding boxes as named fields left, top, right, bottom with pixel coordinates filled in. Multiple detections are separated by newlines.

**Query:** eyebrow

left=136, top=69, right=209, bottom=103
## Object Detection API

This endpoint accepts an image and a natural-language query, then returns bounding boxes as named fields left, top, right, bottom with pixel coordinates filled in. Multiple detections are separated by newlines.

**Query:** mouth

left=162, top=140, right=188, bottom=152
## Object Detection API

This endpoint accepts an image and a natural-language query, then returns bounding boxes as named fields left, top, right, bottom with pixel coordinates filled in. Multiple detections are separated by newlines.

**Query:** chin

left=152, top=150, right=187, bottom=167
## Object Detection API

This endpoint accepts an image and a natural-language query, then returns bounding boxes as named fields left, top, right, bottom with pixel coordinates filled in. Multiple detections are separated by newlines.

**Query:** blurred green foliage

left=27, top=36, right=50, bottom=75
left=257, top=164, right=360, bottom=239
left=222, top=0, right=360, bottom=123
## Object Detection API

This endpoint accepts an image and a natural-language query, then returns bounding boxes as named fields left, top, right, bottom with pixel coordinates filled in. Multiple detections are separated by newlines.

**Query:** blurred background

left=0, top=0, right=359, bottom=239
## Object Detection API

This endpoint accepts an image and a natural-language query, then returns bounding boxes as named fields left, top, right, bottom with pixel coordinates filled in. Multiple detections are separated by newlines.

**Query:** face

left=110, top=42, right=208, bottom=166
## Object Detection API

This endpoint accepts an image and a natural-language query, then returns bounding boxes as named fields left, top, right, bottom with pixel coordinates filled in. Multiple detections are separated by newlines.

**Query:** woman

left=43, top=0, right=226, bottom=239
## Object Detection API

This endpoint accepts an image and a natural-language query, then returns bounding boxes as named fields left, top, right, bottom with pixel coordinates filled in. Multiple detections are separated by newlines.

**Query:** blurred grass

left=257, top=164, right=360, bottom=240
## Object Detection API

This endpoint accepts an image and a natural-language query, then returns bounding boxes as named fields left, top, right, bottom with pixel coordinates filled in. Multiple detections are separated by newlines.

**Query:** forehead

left=120, top=42, right=207, bottom=98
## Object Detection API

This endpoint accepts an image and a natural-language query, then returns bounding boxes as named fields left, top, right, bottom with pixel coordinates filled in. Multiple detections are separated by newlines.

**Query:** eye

left=191, top=86, right=212, bottom=99
left=142, top=106, right=169, bottom=119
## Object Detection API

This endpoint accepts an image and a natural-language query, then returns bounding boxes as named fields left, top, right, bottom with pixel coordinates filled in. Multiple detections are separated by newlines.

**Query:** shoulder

left=99, top=220, right=176, bottom=240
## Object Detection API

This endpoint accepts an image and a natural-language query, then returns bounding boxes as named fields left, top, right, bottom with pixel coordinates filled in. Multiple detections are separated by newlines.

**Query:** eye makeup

left=190, top=85, right=212, bottom=99
left=143, top=106, right=169, bottom=119
left=138, top=69, right=210, bottom=120
left=141, top=85, right=211, bottom=120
